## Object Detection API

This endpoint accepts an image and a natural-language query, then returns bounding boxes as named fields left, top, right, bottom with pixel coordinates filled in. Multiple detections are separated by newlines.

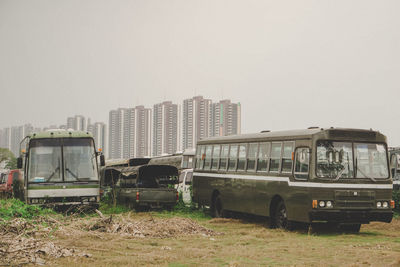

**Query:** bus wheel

left=274, top=201, right=292, bottom=230
left=339, top=223, right=361, bottom=233
left=212, top=195, right=224, bottom=218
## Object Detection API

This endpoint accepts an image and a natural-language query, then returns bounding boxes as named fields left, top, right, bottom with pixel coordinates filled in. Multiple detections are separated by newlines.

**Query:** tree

left=0, top=148, right=17, bottom=169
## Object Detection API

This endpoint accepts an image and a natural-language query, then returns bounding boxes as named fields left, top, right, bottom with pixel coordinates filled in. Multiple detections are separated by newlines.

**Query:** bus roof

left=197, top=128, right=386, bottom=144
left=29, top=130, right=93, bottom=139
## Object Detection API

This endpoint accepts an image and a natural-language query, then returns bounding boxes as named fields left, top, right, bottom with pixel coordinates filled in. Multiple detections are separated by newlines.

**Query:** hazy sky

left=1, top=1, right=399, bottom=144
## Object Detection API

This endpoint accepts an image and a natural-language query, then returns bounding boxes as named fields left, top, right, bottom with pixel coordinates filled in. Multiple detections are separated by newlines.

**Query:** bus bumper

left=309, top=210, right=393, bottom=223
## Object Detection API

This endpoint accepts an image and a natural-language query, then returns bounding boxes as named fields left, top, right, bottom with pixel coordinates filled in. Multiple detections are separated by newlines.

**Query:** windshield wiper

left=46, top=166, right=60, bottom=182
left=333, top=167, right=346, bottom=181
left=355, top=159, right=377, bottom=182
left=65, top=167, right=83, bottom=182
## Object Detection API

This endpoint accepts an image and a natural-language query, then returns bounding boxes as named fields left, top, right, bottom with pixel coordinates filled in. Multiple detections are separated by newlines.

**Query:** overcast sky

left=0, top=0, right=399, bottom=144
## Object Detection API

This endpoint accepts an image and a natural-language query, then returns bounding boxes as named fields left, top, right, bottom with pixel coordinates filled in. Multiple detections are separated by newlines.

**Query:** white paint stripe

left=393, top=181, right=400, bottom=185
left=193, top=172, right=392, bottom=189
left=28, top=188, right=99, bottom=198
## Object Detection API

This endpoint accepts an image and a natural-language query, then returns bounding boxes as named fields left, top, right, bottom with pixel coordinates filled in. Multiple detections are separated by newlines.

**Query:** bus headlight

left=376, top=202, right=382, bottom=208
left=326, top=201, right=333, bottom=208
left=319, top=201, right=325, bottom=208
left=382, top=201, right=388, bottom=208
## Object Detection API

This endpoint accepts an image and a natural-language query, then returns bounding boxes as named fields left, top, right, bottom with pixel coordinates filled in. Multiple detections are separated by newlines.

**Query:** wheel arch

left=269, top=194, right=284, bottom=218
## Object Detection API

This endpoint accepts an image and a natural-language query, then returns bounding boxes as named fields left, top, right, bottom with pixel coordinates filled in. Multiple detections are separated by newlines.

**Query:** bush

left=0, top=199, right=55, bottom=221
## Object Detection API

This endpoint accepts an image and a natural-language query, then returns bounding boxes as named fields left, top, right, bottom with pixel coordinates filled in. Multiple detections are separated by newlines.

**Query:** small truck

left=102, top=164, right=179, bottom=211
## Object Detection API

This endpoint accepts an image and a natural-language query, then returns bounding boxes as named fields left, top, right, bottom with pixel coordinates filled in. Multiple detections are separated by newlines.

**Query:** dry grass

left=45, top=213, right=400, bottom=267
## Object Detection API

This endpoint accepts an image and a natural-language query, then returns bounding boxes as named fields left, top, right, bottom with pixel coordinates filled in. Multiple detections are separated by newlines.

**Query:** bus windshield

left=354, top=143, right=388, bottom=179
left=28, top=139, right=62, bottom=183
left=28, top=138, right=98, bottom=183
left=317, top=141, right=354, bottom=179
left=317, top=141, right=388, bottom=179
left=63, top=138, right=98, bottom=181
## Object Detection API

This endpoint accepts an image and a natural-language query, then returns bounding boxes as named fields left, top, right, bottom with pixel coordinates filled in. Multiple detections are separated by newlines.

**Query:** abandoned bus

left=192, top=128, right=394, bottom=231
left=17, top=130, right=104, bottom=207
left=148, top=149, right=195, bottom=170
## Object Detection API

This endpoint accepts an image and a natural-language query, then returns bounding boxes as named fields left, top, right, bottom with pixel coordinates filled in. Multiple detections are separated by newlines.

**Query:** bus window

left=281, top=142, right=294, bottom=173
left=237, top=144, right=247, bottom=171
left=228, top=145, right=238, bottom=171
left=211, top=145, right=220, bottom=170
left=294, top=148, right=310, bottom=179
left=204, top=146, right=213, bottom=170
left=355, top=143, right=388, bottom=179
left=257, top=143, right=270, bottom=172
left=195, top=146, right=202, bottom=170
left=269, top=142, right=282, bottom=172
left=247, top=143, right=258, bottom=171
left=219, top=145, right=229, bottom=170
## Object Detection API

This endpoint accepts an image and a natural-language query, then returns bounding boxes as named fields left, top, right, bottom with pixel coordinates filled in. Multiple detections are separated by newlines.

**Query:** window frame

left=237, top=143, right=247, bottom=171
left=294, top=147, right=311, bottom=180
left=211, top=144, right=221, bottom=171
left=219, top=144, right=230, bottom=171
left=269, top=142, right=283, bottom=173
left=228, top=144, right=239, bottom=172
left=257, top=142, right=270, bottom=173
left=281, top=141, right=295, bottom=174
left=246, top=143, right=259, bottom=172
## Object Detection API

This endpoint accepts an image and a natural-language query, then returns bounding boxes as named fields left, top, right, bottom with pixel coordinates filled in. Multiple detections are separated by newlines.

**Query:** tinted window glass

left=237, top=144, right=247, bottom=170
left=211, top=145, right=220, bottom=170
left=257, top=143, right=270, bottom=172
left=247, top=143, right=258, bottom=171
left=295, top=148, right=310, bottom=179
left=269, top=142, right=282, bottom=172
left=204, top=146, right=213, bottom=170
left=219, top=145, right=229, bottom=170
left=228, top=145, right=238, bottom=171
left=281, top=142, right=294, bottom=173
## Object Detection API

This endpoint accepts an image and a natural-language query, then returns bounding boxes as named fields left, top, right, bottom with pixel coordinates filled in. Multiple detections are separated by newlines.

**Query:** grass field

left=49, top=211, right=400, bottom=267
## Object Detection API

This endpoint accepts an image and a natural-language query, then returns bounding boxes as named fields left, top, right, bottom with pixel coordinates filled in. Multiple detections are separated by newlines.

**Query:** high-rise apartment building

left=0, top=128, right=11, bottom=151
left=210, top=100, right=241, bottom=137
left=88, top=122, right=107, bottom=153
left=153, top=101, right=178, bottom=156
left=8, top=124, right=34, bottom=156
left=108, top=106, right=152, bottom=159
left=182, top=96, right=212, bottom=150
left=66, top=115, right=87, bottom=131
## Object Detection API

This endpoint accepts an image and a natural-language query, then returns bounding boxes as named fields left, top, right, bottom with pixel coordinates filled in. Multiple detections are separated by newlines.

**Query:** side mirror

left=100, top=155, right=105, bottom=166
left=17, top=157, right=23, bottom=169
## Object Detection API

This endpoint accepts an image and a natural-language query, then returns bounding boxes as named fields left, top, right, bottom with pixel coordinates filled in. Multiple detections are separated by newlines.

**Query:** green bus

left=17, top=129, right=105, bottom=207
left=192, top=128, right=394, bottom=231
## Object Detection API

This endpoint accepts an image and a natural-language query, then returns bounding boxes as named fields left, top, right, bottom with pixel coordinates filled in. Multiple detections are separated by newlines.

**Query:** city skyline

left=0, top=95, right=242, bottom=159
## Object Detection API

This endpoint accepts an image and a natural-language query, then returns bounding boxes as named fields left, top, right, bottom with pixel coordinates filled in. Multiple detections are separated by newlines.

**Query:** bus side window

left=294, top=148, right=310, bottom=180
left=247, top=143, right=258, bottom=172
left=269, top=142, right=282, bottom=173
left=228, top=144, right=238, bottom=171
left=282, top=142, right=295, bottom=173
left=204, top=146, right=213, bottom=170
left=219, top=145, right=229, bottom=171
left=237, top=144, right=247, bottom=171
left=211, top=145, right=220, bottom=170
left=257, top=143, right=270, bottom=172
left=195, top=145, right=202, bottom=170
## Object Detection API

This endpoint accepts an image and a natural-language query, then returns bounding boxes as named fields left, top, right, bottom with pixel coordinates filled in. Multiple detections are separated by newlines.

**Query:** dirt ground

left=50, top=213, right=400, bottom=266
left=2, top=212, right=400, bottom=266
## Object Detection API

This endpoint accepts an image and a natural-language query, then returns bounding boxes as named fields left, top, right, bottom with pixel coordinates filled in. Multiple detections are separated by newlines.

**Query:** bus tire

left=212, top=195, right=224, bottom=218
left=273, top=200, right=293, bottom=230
left=339, top=223, right=361, bottom=233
